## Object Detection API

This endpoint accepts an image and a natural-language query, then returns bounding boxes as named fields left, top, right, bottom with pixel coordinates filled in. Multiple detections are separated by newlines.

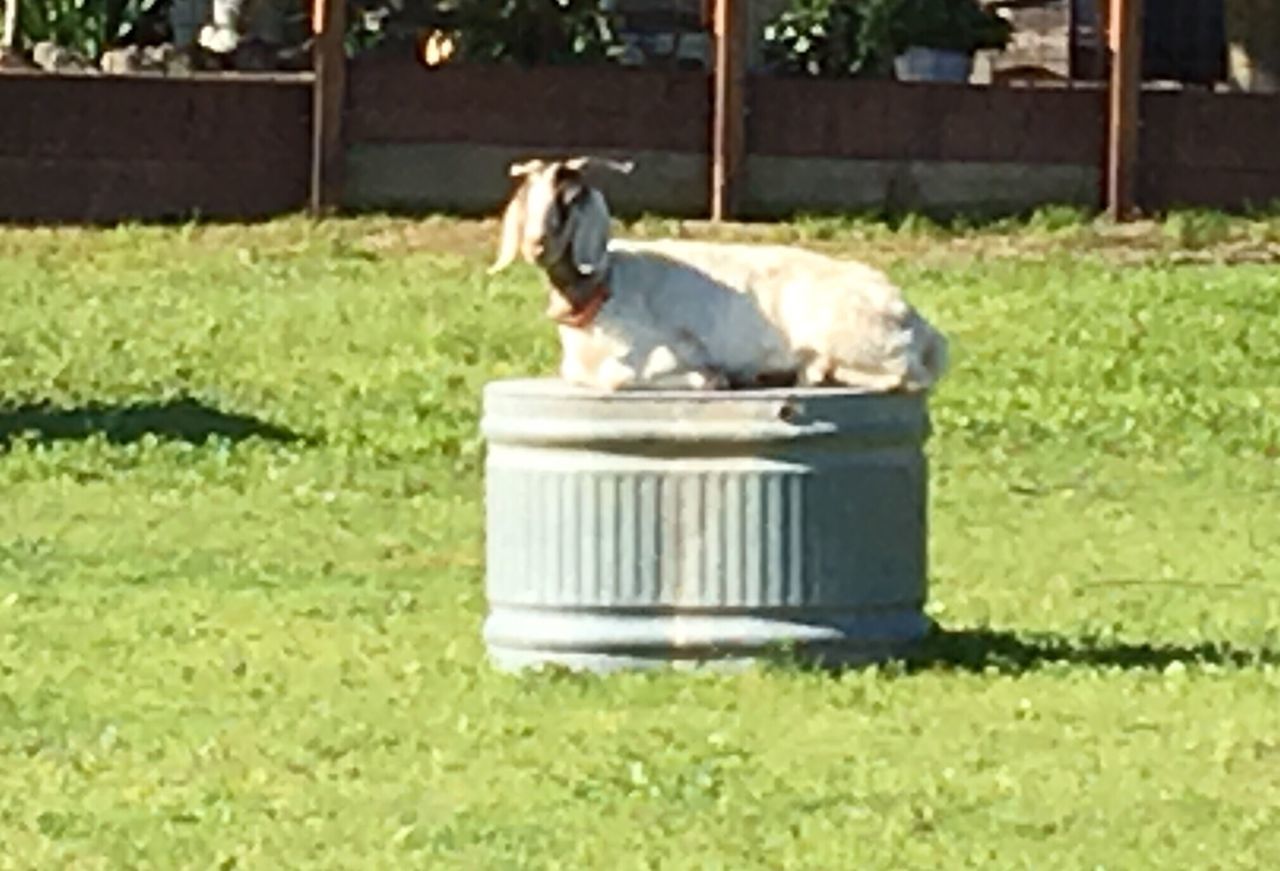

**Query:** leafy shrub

left=349, top=0, right=623, bottom=65
left=885, top=0, right=1012, bottom=54
left=17, top=0, right=170, bottom=57
left=448, top=0, right=622, bottom=66
left=761, top=0, right=894, bottom=78
left=762, top=0, right=1013, bottom=78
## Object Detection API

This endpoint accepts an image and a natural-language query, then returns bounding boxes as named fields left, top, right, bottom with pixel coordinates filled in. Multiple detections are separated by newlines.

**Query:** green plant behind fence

left=18, top=0, right=166, bottom=56
left=451, top=0, right=620, bottom=65
left=762, top=0, right=1014, bottom=78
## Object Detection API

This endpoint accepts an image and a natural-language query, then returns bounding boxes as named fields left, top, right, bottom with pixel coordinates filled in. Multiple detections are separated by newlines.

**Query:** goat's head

left=488, top=156, right=633, bottom=285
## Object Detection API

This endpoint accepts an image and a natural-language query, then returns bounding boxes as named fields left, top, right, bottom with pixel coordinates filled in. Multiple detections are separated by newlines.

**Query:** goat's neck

left=544, top=253, right=611, bottom=310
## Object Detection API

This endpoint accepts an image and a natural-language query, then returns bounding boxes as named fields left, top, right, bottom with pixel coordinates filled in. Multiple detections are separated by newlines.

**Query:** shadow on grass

left=0, top=397, right=307, bottom=448
left=904, top=625, right=1280, bottom=674
left=749, top=624, right=1280, bottom=677
left=501, top=625, right=1280, bottom=684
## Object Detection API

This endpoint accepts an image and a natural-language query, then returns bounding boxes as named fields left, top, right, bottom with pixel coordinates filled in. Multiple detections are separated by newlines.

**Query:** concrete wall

left=343, top=60, right=710, bottom=216
left=344, top=59, right=1109, bottom=219
left=743, top=157, right=1097, bottom=218
left=346, top=143, right=1098, bottom=219
left=346, top=143, right=708, bottom=216
left=3, top=56, right=1278, bottom=224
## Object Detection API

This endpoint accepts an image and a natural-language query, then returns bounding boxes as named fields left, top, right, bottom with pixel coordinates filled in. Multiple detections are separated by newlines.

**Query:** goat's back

left=610, top=237, right=946, bottom=391
left=611, top=238, right=909, bottom=326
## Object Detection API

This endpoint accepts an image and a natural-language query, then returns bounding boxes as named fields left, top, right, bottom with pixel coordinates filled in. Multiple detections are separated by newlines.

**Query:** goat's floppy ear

left=489, top=180, right=530, bottom=275
left=567, top=187, right=613, bottom=279
left=563, top=156, right=635, bottom=177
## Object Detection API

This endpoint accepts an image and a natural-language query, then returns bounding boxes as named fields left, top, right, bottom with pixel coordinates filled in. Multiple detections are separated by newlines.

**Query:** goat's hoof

left=754, top=371, right=800, bottom=389
left=698, top=371, right=730, bottom=390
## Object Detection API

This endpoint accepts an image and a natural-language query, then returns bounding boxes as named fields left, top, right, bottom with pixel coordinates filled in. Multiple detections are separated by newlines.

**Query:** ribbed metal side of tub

left=480, top=378, right=932, bottom=672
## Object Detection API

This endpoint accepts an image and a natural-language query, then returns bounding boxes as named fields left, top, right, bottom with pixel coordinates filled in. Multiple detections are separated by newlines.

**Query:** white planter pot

left=895, top=47, right=974, bottom=83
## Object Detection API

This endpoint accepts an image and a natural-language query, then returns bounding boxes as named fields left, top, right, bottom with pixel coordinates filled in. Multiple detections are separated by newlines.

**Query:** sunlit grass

left=1, top=213, right=1278, bottom=869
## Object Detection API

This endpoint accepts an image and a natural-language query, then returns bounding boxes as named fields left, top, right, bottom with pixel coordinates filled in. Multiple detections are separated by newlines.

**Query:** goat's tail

left=904, top=312, right=950, bottom=392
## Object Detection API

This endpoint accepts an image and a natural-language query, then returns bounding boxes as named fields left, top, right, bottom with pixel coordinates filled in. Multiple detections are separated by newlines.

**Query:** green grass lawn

left=1, top=211, right=1279, bottom=869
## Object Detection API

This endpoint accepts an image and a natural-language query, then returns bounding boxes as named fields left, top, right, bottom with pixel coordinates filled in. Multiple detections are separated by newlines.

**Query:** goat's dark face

left=526, top=164, right=587, bottom=267
left=489, top=157, right=633, bottom=277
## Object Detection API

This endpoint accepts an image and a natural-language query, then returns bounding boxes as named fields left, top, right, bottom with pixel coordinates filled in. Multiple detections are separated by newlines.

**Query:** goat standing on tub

left=488, top=156, right=949, bottom=393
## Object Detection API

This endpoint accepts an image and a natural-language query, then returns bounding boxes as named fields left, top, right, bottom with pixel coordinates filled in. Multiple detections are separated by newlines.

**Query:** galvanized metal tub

left=481, top=378, right=932, bottom=672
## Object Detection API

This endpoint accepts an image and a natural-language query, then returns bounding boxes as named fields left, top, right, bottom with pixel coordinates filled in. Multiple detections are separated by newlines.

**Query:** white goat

left=488, top=156, right=949, bottom=393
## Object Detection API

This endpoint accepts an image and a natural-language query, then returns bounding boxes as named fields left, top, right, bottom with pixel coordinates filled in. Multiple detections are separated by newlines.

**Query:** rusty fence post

left=711, top=0, right=747, bottom=222
left=311, top=0, right=347, bottom=215
left=1106, top=0, right=1144, bottom=220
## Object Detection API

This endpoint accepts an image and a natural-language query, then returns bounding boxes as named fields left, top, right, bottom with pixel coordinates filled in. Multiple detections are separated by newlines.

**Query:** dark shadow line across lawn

left=746, top=623, right=1280, bottom=676
left=901, top=625, right=1280, bottom=674
left=0, top=397, right=309, bottom=448
left=524, top=624, right=1280, bottom=681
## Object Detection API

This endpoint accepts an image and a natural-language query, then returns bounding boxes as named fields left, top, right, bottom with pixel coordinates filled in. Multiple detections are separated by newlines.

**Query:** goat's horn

left=564, top=156, right=635, bottom=175
left=508, top=159, right=546, bottom=178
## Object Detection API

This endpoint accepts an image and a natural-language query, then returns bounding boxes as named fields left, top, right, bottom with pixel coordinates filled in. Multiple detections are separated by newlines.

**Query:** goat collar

left=551, top=280, right=611, bottom=330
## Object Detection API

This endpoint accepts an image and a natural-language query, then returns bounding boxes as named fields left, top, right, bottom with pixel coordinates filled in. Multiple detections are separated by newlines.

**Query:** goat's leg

left=641, top=369, right=729, bottom=390
left=638, top=342, right=728, bottom=390
left=591, top=357, right=643, bottom=391
left=795, top=354, right=835, bottom=387
left=577, top=347, right=726, bottom=391
left=797, top=352, right=906, bottom=392
left=595, top=357, right=726, bottom=391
